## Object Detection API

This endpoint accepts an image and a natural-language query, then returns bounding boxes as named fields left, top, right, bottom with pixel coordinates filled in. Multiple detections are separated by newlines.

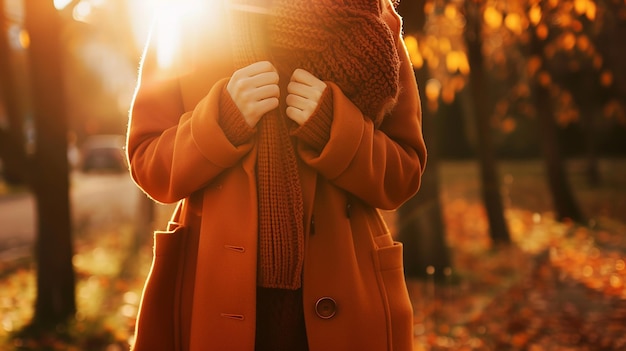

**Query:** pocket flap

left=153, top=225, right=185, bottom=257
left=377, top=242, right=404, bottom=271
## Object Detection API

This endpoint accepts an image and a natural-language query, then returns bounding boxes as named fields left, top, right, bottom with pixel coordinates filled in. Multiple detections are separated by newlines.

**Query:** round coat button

left=315, top=297, right=337, bottom=319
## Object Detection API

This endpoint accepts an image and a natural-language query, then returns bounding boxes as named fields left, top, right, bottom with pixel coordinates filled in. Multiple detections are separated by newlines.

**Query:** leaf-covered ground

left=408, top=159, right=626, bottom=350
left=0, top=158, right=625, bottom=350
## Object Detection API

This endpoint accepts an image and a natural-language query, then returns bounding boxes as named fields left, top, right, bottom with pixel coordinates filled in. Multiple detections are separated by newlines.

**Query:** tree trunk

left=0, top=5, right=29, bottom=185
left=580, top=102, right=601, bottom=187
left=464, top=0, right=510, bottom=245
left=533, top=82, right=585, bottom=223
left=25, top=0, right=76, bottom=326
left=561, top=67, right=601, bottom=186
left=397, top=69, right=451, bottom=280
left=528, top=7, right=585, bottom=224
left=396, top=0, right=451, bottom=281
left=597, top=1, right=626, bottom=127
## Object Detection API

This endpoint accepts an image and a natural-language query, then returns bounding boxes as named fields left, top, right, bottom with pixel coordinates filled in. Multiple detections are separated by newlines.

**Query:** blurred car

left=80, top=134, right=127, bottom=173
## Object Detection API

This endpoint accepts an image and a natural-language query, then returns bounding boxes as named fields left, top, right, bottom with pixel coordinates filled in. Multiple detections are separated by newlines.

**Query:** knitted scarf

left=227, top=0, right=400, bottom=290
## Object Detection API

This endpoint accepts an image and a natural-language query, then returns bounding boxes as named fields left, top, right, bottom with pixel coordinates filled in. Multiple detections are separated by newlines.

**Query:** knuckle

left=232, top=80, right=246, bottom=96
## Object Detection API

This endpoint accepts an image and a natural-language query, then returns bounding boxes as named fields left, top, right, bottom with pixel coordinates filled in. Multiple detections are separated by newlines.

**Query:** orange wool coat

left=127, top=1, right=427, bottom=350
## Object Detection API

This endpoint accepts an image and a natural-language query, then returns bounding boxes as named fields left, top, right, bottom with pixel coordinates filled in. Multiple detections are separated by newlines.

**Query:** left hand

left=286, top=69, right=327, bottom=125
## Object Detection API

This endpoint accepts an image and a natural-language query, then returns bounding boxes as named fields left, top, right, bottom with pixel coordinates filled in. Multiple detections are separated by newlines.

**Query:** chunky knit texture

left=228, top=0, right=305, bottom=290
left=227, top=0, right=400, bottom=290
left=270, top=0, right=401, bottom=125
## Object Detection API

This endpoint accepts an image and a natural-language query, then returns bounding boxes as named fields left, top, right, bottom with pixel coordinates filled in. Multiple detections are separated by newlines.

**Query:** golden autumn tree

left=403, top=0, right=625, bottom=232
left=464, top=0, right=512, bottom=244
left=477, top=0, right=626, bottom=222
left=400, top=0, right=512, bottom=260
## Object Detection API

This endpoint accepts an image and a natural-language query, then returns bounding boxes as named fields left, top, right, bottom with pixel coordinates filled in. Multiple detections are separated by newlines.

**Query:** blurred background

left=0, top=0, right=625, bottom=350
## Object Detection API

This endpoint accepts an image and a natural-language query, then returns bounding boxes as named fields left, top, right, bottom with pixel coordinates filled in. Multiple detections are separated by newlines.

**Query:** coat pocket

left=132, top=225, right=186, bottom=351
left=375, top=240, right=414, bottom=351
left=154, top=224, right=183, bottom=256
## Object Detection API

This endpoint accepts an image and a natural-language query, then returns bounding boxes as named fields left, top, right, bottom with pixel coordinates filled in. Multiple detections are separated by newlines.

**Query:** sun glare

left=72, top=1, right=92, bottom=22
left=53, top=0, right=72, bottom=10
left=154, top=2, right=180, bottom=69
left=152, top=0, right=223, bottom=69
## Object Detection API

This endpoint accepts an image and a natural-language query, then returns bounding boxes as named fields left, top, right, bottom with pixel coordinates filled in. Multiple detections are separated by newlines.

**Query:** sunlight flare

left=528, top=5, right=542, bottom=26
left=72, top=1, right=92, bottom=22
left=153, top=0, right=223, bottom=69
left=484, top=6, right=503, bottom=29
left=404, top=35, right=424, bottom=69
left=53, top=0, right=72, bottom=10
left=425, top=79, right=442, bottom=101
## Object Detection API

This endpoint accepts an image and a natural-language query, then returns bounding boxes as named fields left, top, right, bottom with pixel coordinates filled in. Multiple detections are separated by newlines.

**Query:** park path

left=0, top=172, right=141, bottom=261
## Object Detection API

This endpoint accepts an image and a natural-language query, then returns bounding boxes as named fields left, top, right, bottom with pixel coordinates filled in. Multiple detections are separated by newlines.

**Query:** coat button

left=315, top=297, right=337, bottom=319
left=345, top=202, right=352, bottom=218
left=310, top=216, right=315, bottom=235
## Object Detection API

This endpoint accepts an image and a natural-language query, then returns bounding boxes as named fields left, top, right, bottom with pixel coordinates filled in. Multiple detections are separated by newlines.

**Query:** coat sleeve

left=126, top=29, right=254, bottom=204
left=293, top=5, right=427, bottom=210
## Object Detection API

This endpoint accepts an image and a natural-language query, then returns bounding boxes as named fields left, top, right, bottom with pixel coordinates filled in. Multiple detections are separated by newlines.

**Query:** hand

left=286, top=69, right=327, bottom=126
left=227, top=61, right=280, bottom=127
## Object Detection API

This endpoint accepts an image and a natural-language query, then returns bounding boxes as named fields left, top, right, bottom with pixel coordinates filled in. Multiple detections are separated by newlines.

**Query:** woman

left=127, top=0, right=426, bottom=350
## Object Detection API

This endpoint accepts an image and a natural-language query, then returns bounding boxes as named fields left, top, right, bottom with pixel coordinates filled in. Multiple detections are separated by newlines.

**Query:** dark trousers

left=255, top=287, right=309, bottom=351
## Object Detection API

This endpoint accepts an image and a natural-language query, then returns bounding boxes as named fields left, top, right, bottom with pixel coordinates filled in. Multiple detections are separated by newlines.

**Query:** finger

left=249, top=71, right=280, bottom=88
left=233, top=71, right=278, bottom=95
left=287, top=81, right=308, bottom=97
left=242, top=98, right=279, bottom=127
left=290, top=68, right=316, bottom=85
left=291, top=68, right=326, bottom=90
left=256, top=97, right=280, bottom=115
left=230, top=62, right=277, bottom=92
left=286, top=93, right=316, bottom=112
left=250, top=84, right=280, bottom=102
left=287, top=81, right=323, bottom=102
left=229, top=72, right=279, bottom=102
left=242, top=61, right=277, bottom=77
left=285, top=106, right=309, bottom=125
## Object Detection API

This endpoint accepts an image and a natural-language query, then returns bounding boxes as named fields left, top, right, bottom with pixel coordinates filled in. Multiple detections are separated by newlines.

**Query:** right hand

left=226, top=61, right=280, bottom=127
